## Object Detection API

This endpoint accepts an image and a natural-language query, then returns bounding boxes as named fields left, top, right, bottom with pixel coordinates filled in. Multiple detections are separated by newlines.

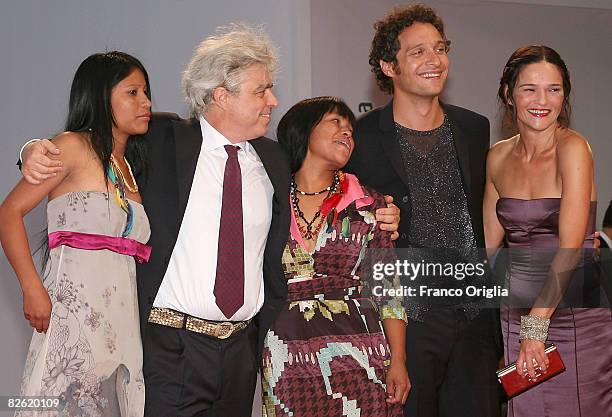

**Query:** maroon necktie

left=214, top=145, right=244, bottom=319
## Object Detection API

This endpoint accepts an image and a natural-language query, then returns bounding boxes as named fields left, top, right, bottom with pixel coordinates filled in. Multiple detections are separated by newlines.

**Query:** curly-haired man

left=346, top=4, right=502, bottom=417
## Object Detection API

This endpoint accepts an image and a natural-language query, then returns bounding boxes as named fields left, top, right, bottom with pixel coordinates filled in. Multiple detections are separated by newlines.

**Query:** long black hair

left=65, top=51, right=151, bottom=181
left=277, top=96, right=356, bottom=173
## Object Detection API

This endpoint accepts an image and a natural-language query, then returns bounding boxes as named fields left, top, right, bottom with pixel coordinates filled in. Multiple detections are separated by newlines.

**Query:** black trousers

left=143, top=321, right=258, bottom=417
left=403, top=308, right=501, bottom=417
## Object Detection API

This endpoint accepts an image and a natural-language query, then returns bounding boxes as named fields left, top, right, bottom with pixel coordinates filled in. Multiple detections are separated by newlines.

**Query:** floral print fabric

left=17, top=192, right=149, bottom=417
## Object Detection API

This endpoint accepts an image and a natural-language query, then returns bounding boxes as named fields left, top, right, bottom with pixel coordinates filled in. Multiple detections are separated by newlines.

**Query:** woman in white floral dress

left=0, top=52, right=152, bottom=417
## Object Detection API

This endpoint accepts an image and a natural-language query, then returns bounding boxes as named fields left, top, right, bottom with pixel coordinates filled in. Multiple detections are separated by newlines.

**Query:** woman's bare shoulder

left=491, top=134, right=518, bottom=153
left=49, top=132, right=94, bottom=166
left=50, top=131, right=90, bottom=149
left=556, top=128, right=592, bottom=159
left=487, top=134, right=517, bottom=167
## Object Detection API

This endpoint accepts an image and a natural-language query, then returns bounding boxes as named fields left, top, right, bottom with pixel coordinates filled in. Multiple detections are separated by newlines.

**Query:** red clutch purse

left=496, top=344, right=565, bottom=398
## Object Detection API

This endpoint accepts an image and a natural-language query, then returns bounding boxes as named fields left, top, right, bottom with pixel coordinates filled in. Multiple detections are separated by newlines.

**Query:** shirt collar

left=199, top=115, right=253, bottom=155
left=601, top=231, right=612, bottom=248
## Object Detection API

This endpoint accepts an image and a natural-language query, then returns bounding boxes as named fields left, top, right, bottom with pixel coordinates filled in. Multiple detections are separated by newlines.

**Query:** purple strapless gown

left=496, top=198, right=612, bottom=417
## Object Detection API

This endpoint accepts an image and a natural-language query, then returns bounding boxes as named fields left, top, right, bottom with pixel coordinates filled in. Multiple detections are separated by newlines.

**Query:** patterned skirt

left=262, top=296, right=403, bottom=417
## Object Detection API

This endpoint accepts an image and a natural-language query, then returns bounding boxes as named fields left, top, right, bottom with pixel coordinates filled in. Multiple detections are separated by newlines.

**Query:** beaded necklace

left=108, top=156, right=135, bottom=237
left=291, top=171, right=340, bottom=240
left=293, top=183, right=333, bottom=196
left=110, top=154, right=139, bottom=193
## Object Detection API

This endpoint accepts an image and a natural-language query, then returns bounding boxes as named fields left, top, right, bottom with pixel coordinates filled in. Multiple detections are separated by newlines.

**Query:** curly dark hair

left=369, top=4, right=447, bottom=95
left=498, top=45, right=572, bottom=129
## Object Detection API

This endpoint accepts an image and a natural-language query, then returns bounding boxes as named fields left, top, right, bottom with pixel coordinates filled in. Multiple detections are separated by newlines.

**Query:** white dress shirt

left=601, top=231, right=612, bottom=249
left=153, top=116, right=274, bottom=321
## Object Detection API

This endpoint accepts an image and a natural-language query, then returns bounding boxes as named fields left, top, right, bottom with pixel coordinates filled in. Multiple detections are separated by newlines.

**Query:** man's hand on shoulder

left=21, top=139, right=63, bottom=184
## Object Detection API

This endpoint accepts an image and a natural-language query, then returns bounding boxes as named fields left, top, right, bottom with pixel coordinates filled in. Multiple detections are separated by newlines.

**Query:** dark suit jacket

left=346, top=100, right=490, bottom=249
left=135, top=113, right=290, bottom=352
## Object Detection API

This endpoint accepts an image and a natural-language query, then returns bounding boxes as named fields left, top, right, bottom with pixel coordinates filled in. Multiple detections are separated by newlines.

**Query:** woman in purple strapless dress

left=483, top=46, right=612, bottom=417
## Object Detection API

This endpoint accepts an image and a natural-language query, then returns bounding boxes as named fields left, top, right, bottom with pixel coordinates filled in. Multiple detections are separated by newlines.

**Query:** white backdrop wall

left=1, top=1, right=611, bottom=416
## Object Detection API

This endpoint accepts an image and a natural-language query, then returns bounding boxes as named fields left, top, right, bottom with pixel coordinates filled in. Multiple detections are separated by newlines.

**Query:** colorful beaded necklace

left=108, top=155, right=134, bottom=237
left=291, top=171, right=340, bottom=240
left=110, top=154, right=139, bottom=193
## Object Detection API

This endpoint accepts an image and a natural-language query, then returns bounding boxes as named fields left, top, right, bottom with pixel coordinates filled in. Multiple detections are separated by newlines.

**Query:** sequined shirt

left=395, top=114, right=480, bottom=319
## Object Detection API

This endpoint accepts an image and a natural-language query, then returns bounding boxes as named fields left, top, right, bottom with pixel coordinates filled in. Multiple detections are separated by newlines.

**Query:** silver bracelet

left=19, top=138, right=41, bottom=164
left=519, top=315, right=550, bottom=342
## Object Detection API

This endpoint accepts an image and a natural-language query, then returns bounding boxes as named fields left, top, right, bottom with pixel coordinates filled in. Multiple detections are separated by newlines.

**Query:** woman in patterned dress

left=261, top=97, right=410, bottom=417
left=0, top=52, right=152, bottom=416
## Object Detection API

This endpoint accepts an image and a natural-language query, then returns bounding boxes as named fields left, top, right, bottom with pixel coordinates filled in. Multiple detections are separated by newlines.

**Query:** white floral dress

left=18, top=192, right=149, bottom=417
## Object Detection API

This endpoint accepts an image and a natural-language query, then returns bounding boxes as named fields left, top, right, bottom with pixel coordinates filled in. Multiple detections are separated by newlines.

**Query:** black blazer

left=135, top=113, right=290, bottom=352
left=346, top=100, right=490, bottom=249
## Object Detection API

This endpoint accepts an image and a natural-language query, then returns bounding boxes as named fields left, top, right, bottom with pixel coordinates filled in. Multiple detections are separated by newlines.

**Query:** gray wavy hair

left=182, top=24, right=279, bottom=116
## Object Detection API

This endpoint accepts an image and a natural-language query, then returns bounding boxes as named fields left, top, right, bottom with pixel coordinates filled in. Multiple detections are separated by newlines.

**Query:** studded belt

left=148, top=307, right=249, bottom=339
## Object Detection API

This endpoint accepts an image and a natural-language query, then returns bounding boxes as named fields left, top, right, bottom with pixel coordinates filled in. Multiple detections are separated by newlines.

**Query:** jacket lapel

left=443, top=104, right=473, bottom=200
left=249, top=137, right=290, bottom=258
left=379, top=101, right=411, bottom=188
left=250, top=138, right=282, bottom=196
left=174, top=117, right=203, bottom=221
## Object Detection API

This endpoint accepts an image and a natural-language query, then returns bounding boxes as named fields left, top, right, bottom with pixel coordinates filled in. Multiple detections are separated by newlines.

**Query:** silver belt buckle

left=217, top=322, right=234, bottom=339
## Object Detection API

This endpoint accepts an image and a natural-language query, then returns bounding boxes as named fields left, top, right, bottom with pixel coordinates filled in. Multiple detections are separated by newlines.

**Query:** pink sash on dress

left=48, top=231, right=151, bottom=263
